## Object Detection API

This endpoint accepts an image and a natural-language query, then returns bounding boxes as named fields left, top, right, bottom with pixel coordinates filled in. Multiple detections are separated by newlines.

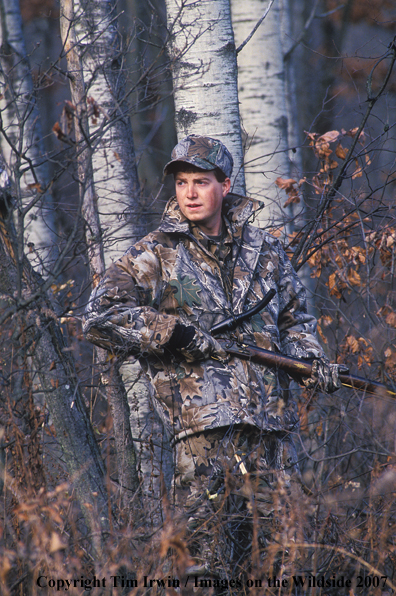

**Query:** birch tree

left=0, top=0, right=58, bottom=272
left=60, top=0, right=173, bottom=511
left=60, top=0, right=141, bottom=514
left=0, top=0, right=121, bottom=556
left=165, top=0, right=245, bottom=195
left=0, top=157, right=111, bottom=558
left=231, top=0, right=301, bottom=229
left=71, top=0, right=146, bottom=261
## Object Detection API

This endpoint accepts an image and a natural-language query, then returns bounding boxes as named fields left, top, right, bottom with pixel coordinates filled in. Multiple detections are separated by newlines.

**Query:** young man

left=83, top=134, right=343, bottom=581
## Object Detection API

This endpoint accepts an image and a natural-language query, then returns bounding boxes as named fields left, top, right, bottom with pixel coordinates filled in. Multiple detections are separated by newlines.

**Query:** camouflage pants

left=171, top=425, right=303, bottom=588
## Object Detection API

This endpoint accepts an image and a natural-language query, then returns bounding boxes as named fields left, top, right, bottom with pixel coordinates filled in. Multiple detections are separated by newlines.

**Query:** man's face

left=174, top=169, right=231, bottom=236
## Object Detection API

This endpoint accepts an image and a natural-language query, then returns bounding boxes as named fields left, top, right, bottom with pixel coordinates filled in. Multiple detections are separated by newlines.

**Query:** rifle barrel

left=220, top=341, right=396, bottom=398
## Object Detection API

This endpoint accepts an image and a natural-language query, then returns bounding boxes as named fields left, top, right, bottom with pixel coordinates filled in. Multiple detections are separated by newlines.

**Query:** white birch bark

left=165, top=0, right=245, bottom=195
left=62, top=0, right=173, bottom=507
left=0, top=0, right=58, bottom=271
left=231, top=0, right=301, bottom=229
left=72, top=0, right=145, bottom=263
left=60, top=0, right=141, bottom=511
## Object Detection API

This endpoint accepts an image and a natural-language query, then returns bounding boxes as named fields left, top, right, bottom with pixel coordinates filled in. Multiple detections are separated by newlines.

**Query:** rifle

left=210, top=290, right=396, bottom=399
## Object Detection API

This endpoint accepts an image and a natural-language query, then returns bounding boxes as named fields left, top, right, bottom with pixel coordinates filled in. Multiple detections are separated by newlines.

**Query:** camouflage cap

left=163, top=134, right=233, bottom=179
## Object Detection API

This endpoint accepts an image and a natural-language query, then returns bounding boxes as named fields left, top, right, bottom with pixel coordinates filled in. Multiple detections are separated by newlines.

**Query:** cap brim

left=163, top=157, right=216, bottom=176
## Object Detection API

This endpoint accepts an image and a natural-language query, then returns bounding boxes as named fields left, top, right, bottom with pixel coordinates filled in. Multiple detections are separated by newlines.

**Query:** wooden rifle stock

left=218, top=340, right=396, bottom=398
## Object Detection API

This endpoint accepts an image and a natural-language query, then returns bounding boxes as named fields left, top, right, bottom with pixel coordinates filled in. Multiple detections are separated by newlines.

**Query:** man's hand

left=303, top=358, right=349, bottom=394
left=166, top=322, right=229, bottom=363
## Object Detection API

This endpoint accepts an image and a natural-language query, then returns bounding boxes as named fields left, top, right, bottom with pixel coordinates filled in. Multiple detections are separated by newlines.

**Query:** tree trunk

left=61, top=0, right=172, bottom=509
left=73, top=0, right=146, bottom=262
left=165, top=0, right=245, bottom=195
left=0, top=0, right=58, bottom=271
left=123, top=0, right=177, bottom=203
left=231, top=0, right=300, bottom=229
left=121, top=360, right=173, bottom=523
left=77, top=0, right=173, bottom=504
left=0, top=161, right=111, bottom=558
left=60, top=0, right=141, bottom=510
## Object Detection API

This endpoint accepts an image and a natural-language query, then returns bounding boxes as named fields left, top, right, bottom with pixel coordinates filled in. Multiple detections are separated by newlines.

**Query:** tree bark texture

left=60, top=0, right=105, bottom=284
left=72, top=0, right=145, bottom=263
left=0, top=168, right=111, bottom=558
left=70, top=0, right=165, bottom=496
left=165, top=0, right=246, bottom=195
left=121, top=359, right=173, bottom=524
left=102, top=360, right=141, bottom=500
left=61, top=0, right=172, bottom=507
left=60, top=0, right=140, bottom=509
left=0, top=0, right=58, bottom=270
left=231, top=0, right=299, bottom=228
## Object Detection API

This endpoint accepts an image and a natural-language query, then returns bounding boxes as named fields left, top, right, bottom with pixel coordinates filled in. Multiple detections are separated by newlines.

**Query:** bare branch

left=291, top=39, right=396, bottom=270
left=235, top=0, right=275, bottom=55
left=284, top=0, right=321, bottom=62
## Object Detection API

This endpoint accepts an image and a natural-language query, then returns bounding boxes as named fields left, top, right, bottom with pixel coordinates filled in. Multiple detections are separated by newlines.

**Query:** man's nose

left=186, top=183, right=197, bottom=198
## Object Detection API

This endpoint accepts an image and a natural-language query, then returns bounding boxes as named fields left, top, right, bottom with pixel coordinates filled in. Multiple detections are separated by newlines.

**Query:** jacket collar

left=158, top=194, right=267, bottom=315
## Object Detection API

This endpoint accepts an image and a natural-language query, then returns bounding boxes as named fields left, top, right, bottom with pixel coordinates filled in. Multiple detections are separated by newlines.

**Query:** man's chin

left=184, top=212, right=205, bottom=224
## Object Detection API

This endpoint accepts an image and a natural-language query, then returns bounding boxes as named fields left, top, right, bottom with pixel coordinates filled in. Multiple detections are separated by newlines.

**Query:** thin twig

left=236, top=0, right=275, bottom=55
left=291, top=38, right=396, bottom=271
left=284, top=0, right=321, bottom=62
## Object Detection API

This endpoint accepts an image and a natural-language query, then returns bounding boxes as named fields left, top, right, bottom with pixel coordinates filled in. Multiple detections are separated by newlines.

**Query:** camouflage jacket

left=83, top=194, right=325, bottom=443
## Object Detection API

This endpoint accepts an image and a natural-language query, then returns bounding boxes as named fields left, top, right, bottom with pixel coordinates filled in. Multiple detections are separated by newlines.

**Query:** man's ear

left=222, top=177, right=231, bottom=197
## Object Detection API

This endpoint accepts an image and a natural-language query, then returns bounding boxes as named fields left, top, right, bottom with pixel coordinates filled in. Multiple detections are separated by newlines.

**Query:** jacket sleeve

left=275, top=241, right=325, bottom=360
left=83, top=244, right=178, bottom=358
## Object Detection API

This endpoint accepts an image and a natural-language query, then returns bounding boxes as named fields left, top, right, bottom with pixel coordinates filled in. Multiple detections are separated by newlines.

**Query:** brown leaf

left=27, top=182, right=42, bottom=192
left=352, top=159, right=363, bottom=179
left=377, top=305, right=393, bottom=317
left=317, top=323, right=328, bottom=345
left=320, top=315, right=333, bottom=328
left=345, top=335, right=360, bottom=353
left=275, top=177, right=297, bottom=190
left=49, top=532, right=66, bottom=553
left=346, top=127, right=359, bottom=138
left=0, top=556, right=11, bottom=584
left=335, top=143, right=348, bottom=159
left=317, top=130, right=340, bottom=144
left=347, top=268, right=361, bottom=287
left=64, top=100, right=76, bottom=112
left=275, top=177, right=301, bottom=206
left=52, top=121, right=75, bottom=145
left=328, top=272, right=343, bottom=298
left=284, top=193, right=301, bottom=207
left=386, top=312, right=396, bottom=328
left=87, top=96, right=100, bottom=118
left=52, top=121, right=63, bottom=139
left=304, top=131, right=317, bottom=143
